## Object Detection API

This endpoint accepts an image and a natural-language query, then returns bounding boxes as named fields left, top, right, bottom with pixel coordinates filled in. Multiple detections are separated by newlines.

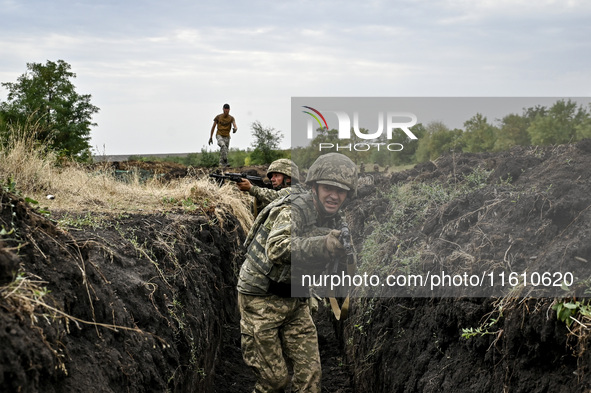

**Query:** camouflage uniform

left=238, top=193, right=321, bottom=393
left=238, top=293, right=320, bottom=393
left=237, top=153, right=357, bottom=393
left=249, top=185, right=300, bottom=219
left=216, top=134, right=231, bottom=166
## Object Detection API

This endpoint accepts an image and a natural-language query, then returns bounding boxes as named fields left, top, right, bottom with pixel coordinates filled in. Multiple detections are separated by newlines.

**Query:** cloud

left=1, top=0, right=590, bottom=154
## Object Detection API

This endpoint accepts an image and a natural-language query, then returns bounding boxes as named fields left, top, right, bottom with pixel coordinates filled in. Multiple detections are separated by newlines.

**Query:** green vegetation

left=416, top=99, right=590, bottom=162
left=248, top=120, right=285, bottom=164
left=56, top=212, right=105, bottom=230
left=292, top=99, right=591, bottom=169
left=127, top=98, right=590, bottom=171
left=461, top=304, right=504, bottom=340
left=358, top=166, right=492, bottom=280
left=552, top=299, right=591, bottom=328
left=130, top=147, right=291, bottom=168
left=0, top=60, right=99, bottom=160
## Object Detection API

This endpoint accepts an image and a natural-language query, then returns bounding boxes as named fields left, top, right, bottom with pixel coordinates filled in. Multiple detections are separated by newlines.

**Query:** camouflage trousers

left=238, top=293, right=321, bottom=393
left=216, top=134, right=230, bottom=166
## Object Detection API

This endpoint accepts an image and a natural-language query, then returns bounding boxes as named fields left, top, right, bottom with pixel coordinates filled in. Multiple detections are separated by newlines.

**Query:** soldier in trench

left=235, top=158, right=302, bottom=217
left=237, top=152, right=358, bottom=393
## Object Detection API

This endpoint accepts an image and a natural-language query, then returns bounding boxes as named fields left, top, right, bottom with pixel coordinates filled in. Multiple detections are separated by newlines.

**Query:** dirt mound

left=344, top=140, right=591, bottom=392
left=0, top=190, right=245, bottom=392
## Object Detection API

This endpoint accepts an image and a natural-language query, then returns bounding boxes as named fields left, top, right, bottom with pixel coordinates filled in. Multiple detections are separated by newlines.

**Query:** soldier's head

left=223, top=103, right=230, bottom=114
left=305, top=153, right=358, bottom=216
left=267, top=158, right=300, bottom=189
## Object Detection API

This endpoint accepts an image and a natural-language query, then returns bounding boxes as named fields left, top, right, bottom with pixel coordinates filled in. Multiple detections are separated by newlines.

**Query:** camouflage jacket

left=237, top=190, right=344, bottom=297
left=248, top=184, right=305, bottom=217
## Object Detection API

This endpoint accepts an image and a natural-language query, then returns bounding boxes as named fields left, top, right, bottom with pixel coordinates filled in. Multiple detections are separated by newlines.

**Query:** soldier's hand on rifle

left=325, top=229, right=346, bottom=258
left=208, top=137, right=213, bottom=145
left=236, top=178, right=252, bottom=191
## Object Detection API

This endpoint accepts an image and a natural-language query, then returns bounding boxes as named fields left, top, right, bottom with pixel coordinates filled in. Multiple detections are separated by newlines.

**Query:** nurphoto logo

left=301, top=105, right=418, bottom=152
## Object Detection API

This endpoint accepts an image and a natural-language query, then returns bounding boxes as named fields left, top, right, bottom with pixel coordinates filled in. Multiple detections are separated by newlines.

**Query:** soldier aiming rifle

left=234, top=158, right=302, bottom=217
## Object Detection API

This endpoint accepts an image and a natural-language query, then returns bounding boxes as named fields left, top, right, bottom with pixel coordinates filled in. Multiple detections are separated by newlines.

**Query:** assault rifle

left=339, top=222, right=355, bottom=257
left=209, top=172, right=273, bottom=189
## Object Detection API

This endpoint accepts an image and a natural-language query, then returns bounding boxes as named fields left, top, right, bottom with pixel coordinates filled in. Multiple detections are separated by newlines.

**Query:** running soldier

left=209, top=103, right=237, bottom=167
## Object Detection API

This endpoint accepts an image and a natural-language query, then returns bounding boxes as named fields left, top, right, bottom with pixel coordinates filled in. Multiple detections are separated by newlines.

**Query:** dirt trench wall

left=343, top=140, right=591, bottom=392
left=0, top=193, right=244, bottom=393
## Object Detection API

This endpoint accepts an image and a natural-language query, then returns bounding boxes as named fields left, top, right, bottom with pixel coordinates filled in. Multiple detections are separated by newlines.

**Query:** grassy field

left=0, top=127, right=253, bottom=232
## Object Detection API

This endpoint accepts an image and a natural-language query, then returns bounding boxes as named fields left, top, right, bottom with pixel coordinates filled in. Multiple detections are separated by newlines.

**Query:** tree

left=461, top=113, right=497, bottom=153
left=0, top=60, right=99, bottom=159
left=575, top=104, right=591, bottom=140
left=494, top=113, right=531, bottom=151
left=415, top=121, right=463, bottom=162
left=399, top=123, right=426, bottom=164
left=249, top=121, right=284, bottom=164
left=527, top=99, right=590, bottom=146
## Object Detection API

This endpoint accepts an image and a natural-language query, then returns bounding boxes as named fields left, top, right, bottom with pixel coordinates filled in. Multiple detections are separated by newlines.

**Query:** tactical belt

left=268, top=280, right=291, bottom=298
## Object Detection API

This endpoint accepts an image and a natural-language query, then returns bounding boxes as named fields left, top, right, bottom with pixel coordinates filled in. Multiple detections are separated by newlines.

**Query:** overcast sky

left=1, top=0, right=590, bottom=155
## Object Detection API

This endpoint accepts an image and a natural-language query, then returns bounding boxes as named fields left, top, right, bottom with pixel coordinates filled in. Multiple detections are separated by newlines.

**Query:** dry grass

left=0, top=125, right=254, bottom=376
left=187, top=178, right=254, bottom=234
left=0, top=121, right=56, bottom=194
left=0, top=124, right=254, bottom=233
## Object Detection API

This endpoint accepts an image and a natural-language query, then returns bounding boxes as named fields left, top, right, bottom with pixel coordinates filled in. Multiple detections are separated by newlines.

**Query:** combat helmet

left=305, top=153, right=358, bottom=197
left=267, top=158, right=300, bottom=184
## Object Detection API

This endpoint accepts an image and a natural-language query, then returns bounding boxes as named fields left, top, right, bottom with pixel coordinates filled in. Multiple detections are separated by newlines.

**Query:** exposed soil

left=2, top=141, right=591, bottom=392
left=344, top=140, right=591, bottom=392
